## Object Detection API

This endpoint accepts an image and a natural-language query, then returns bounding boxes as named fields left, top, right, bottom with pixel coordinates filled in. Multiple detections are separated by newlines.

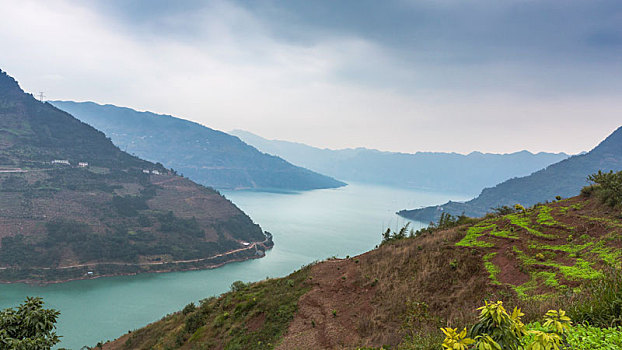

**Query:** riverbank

left=0, top=234, right=273, bottom=285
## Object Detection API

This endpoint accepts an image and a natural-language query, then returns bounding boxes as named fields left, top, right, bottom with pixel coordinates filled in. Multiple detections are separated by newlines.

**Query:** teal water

left=0, top=182, right=469, bottom=349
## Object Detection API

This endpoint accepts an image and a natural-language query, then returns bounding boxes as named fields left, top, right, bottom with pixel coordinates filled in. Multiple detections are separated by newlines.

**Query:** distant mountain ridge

left=230, top=129, right=569, bottom=196
left=50, top=101, right=345, bottom=191
left=0, top=69, right=271, bottom=283
left=398, top=126, right=622, bottom=222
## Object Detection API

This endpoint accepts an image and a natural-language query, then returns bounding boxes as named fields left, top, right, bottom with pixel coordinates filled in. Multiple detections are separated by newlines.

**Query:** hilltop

left=399, top=126, right=622, bottom=222
left=99, top=188, right=621, bottom=349
left=50, top=101, right=346, bottom=191
left=0, top=69, right=271, bottom=283
left=230, top=129, right=568, bottom=196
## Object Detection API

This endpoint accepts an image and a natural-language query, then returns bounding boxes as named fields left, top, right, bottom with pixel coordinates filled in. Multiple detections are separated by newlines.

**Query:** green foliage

left=441, top=327, right=474, bottom=350
left=491, top=205, right=518, bottom=216
left=112, top=195, right=148, bottom=217
left=442, top=302, right=572, bottom=350
left=230, top=281, right=247, bottom=292
left=385, top=214, right=477, bottom=244
left=483, top=253, right=500, bottom=285
left=568, top=268, right=622, bottom=327
left=563, top=324, right=622, bottom=349
left=456, top=223, right=496, bottom=248
left=123, top=267, right=311, bottom=349
left=469, top=301, right=526, bottom=350
left=587, top=170, right=622, bottom=208
left=0, top=297, right=61, bottom=350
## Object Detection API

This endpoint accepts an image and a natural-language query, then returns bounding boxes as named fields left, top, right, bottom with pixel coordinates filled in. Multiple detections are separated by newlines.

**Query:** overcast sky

left=1, top=0, right=621, bottom=154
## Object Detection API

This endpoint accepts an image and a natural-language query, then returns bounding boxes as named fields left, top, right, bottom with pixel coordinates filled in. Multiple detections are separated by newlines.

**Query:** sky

left=1, top=0, right=621, bottom=154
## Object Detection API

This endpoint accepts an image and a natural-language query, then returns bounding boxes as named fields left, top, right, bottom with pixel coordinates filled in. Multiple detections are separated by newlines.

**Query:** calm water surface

left=0, top=182, right=469, bottom=349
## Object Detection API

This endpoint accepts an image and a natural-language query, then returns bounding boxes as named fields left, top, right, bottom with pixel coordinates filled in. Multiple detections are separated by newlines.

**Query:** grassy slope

left=101, top=194, right=621, bottom=349
left=0, top=70, right=269, bottom=282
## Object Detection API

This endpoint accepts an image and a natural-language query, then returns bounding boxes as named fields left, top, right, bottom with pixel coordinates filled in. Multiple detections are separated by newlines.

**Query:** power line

left=38, top=92, right=45, bottom=101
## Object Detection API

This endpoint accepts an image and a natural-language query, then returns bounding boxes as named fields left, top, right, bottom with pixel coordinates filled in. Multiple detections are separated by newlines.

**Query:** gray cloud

left=0, top=0, right=620, bottom=154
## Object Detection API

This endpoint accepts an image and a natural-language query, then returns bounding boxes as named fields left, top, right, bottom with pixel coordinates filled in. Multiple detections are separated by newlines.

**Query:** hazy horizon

left=2, top=0, right=621, bottom=154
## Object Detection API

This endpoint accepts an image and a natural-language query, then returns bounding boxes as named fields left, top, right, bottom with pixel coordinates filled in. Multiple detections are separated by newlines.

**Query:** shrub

left=492, top=205, right=518, bottom=216
left=182, top=302, right=196, bottom=315
left=587, top=170, right=622, bottom=208
left=441, top=301, right=571, bottom=350
left=230, top=280, right=247, bottom=292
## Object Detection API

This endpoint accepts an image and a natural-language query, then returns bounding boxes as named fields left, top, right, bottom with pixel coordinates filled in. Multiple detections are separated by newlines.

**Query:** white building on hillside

left=51, top=160, right=70, bottom=165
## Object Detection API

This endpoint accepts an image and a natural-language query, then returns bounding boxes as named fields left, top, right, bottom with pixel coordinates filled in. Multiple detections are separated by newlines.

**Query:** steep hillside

left=100, top=193, right=621, bottom=349
left=50, top=101, right=345, bottom=191
left=399, top=126, right=622, bottom=222
left=0, top=69, right=271, bottom=283
left=230, top=129, right=569, bottom=196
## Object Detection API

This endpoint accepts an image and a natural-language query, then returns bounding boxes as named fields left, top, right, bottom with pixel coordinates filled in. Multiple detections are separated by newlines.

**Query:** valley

left=0, top=183, right=458, bottom=349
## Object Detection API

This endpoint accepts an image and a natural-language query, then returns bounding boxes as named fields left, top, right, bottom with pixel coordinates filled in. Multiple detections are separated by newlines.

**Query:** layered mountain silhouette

left=51, top=101, right=345, bottom=191
left=231, top=129, right=568, bottom=196
left=0, top=69, right=271, bottom=282
left=399, top=126, right=622, bottom=222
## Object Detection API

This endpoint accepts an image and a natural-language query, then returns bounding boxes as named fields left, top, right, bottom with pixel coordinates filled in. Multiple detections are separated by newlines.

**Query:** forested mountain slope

left=0, top=69, right=271, bottom=283
left=51, top=101, right=345, bottom=191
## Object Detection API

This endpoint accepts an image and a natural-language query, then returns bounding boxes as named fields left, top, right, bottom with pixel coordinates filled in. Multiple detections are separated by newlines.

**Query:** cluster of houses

left=51, top=160, right=164, bottom=175
left=51, top=160, right=88, bottom=167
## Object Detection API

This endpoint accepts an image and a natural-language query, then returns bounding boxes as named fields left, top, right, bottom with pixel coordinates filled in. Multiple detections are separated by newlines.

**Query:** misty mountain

left=50, top=101, right=345, bottom=191
left=398, top=126, right=622, bottom=222
left=230, top=129, right=569, bottom=196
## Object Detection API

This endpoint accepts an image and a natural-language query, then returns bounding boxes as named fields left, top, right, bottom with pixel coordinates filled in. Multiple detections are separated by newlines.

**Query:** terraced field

left=457, top=197, right=621, bottom=299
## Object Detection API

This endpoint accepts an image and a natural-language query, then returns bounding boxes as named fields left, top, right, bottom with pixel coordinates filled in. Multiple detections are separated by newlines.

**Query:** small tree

left=441, top=301, right=571, bottom=350
left=514, top=204, right=526, bottom=214
left=587, top=170, right=622, bottom=208
left=0, top=297, right=61, bottom=349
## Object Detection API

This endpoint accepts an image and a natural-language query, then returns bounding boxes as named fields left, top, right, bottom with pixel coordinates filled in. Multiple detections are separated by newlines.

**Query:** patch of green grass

left=483, top=253, right=501, bottom=285
left=580, top=215, right=622, bottom=229
left=538, top=271, right=560, bottom=288
left=524, top=323, right=622, bottom=349
left=507, top=214, right=556, bottom=239
left=489, top=227, right=519, bottom=239
left=558, top=259, right=603, bottom=281
left=529, top=241, right=594, bottom=254
left=589, top=241, right=622, bottom=267
left=512, top=271, right=562, bottom=299
left=536, top=206, right=557, bottom=226
left=455, top=223, right=496, bottom=248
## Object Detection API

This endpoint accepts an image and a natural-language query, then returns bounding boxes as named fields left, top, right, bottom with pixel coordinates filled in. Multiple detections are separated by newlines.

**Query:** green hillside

left=99, top=183, right=622, bottom=349
left=50, top=101, right=346, bottom=191
left=0, top=69, right=271, bottom=283
left=399, top=126, right=622, bottom=222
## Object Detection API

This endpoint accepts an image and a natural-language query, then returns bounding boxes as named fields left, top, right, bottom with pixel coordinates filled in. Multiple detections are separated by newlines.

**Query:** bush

left=587, top=170, right=622, bottom=208
left=441, top=301, right=571, bottom=350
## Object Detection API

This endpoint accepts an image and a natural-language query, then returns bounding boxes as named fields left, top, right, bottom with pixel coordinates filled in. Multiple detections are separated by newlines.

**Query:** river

left=0, top=182, right=469, bottom=349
